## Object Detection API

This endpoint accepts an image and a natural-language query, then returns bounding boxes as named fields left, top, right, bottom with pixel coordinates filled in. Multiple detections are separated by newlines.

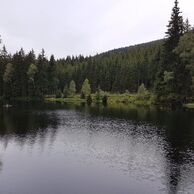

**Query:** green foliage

left=173, top=32, right=194, bottom=97
left=27, top=63, right=38, bottom=80
left=174, top=32, right=194, bottom=66
left=3, top=63, right=14, bottom=83
left=0, top=46, right=9, bottom=96
left=183, top=18, right=192, bottom=33
left=0, top=38, right=163, bottom=100
left=63, top=85, right=68, bottom=98
left=0, top=1, right=193, bottom=109
left=166, top=4, right=183, bottom=54
left=81, top=79, right=91, bottom=98
left=95, top=86, right=103, bottom=103
left=137, top=83, right=149, bottom=100
left=69, top=80, right=76, bottom=96
left=48, top=55, right=58, bottom=95
left=163, top=71, right=174, bottom=83
left=3, top=63, right=15, bottom=98
left=105, top=93, right=152, bottom=106
left=155, top=0, right=192, bottom=107
left=27, top=63, right=38, bottom=96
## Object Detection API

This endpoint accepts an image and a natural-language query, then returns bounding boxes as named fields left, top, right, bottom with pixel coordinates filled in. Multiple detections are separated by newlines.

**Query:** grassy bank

left=183, top=103, right=194, bottom=109
left=1, top=93, right=193, bottom=109
left=44, top=92, right=153, bottom=107
left=106, top=93, right=152, bottom=106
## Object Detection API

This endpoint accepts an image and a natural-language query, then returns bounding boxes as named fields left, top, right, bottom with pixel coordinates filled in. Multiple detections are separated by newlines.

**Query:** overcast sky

left=0, top=0, right=194, bottom=58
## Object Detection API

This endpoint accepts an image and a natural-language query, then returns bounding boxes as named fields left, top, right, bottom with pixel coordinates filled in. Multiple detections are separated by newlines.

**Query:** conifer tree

left=165, top=0, right=184, bottom=51
left=63, top=85, right=69, bottom=98
left=36, top=49, right=49, bottom=96
left=48, top=55, right=58, bottom=95
left=184, top=18, right=192, bottom=33
left=0, top=46, right=8, bottom=96
left=3, top=63, right=15, bottom=98
left=137, top=83, right=148, bottom=100
left=69, top=80, right=76, bottom=96
left=155, top=0, right=189, bottom=107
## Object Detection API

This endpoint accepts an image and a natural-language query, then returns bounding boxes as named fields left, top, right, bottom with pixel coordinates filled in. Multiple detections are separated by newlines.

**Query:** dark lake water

left=0, top=103, right=194, bottom=194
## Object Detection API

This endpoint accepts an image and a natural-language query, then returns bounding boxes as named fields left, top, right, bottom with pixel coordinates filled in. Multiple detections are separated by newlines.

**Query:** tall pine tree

left=155, top=0, right=191, bottom=107
left=47, top=55, right=58, bottom=95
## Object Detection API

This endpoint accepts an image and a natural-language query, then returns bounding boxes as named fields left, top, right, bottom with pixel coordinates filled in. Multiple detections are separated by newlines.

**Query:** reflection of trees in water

left=162, top=112, right=194, bottom=194
left=0, top=108, right=60, bottom=149
left=0, top=104, right=194, bottom=193
left=85, top=105, right=194, bottom=194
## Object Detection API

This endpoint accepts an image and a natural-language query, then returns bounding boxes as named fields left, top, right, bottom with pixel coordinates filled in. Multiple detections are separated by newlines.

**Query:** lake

left=0, top=103, right=194, bottom=194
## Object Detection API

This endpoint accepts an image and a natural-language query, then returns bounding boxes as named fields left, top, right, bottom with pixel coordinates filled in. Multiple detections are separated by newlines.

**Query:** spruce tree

left=184, top=18, right=192, bottom=33
left=155, top=0, right=189, bottom=107
left=63, top=85, right=69, bottom=98
left=36, top=49, right=49, bottom=96
left=0, top=46, right=8, bottom=97
left=165, top=0, right=184, bottom=54
left=3, top=63, right=15, bottom=99
left=11, top=49, right=26, bottom=97
left=48, top=55, right=58, bottom=95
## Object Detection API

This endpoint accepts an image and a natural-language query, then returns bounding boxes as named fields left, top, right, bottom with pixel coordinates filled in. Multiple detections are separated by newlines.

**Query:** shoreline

left=1, top=94, right=194, bottom=110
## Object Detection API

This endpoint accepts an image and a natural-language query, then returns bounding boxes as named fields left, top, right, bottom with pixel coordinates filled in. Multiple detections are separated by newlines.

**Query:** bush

left=137, top=84, right=150, bottom=100
left=95, top=86, right=104, bottom=103
left=63, top=85, right=68, bottom=98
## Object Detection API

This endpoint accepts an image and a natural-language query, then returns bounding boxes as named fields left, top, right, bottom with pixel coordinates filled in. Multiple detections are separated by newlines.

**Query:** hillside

left=56, top=39, right=163, bottom=93
left=101, top=39, right=164, bottom=56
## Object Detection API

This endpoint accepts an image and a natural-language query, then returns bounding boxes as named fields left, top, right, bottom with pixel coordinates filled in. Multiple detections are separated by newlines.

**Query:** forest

left=0, top=0, right=194, bottom=108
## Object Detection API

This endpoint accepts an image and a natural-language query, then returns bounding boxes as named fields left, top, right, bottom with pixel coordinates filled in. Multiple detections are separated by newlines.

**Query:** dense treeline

left=56, top=39, right=162, bottom=93
left=0, top=0, right=194, bottom=107
left=0, top=47, right=59, bottom=99
left=0, top=38, right=163, bottom=100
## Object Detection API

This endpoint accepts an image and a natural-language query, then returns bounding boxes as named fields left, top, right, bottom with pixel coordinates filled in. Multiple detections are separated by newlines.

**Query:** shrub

left=137, top=84, right=150, bottom=100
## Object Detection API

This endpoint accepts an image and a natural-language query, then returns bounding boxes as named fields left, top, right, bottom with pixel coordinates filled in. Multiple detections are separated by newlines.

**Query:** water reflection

left=0, top=103, right=193, bottom=193
left=164, top=112, right=194, bottom=194
left=79, top=105, right=194, bottom=193
left=0, top=106, right=60, bottom=149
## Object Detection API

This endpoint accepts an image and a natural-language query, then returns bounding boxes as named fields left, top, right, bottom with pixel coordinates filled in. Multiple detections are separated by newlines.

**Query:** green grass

left=105, top=93, right=153, bottom=106
left=45, top=93, right=153, bottom=107
left=2, top=93, right=194, bottom=109
left=183, top=103, right=194, bottom=109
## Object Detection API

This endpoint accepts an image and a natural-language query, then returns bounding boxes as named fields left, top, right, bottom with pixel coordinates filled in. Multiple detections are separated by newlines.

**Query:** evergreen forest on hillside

left=0, top=0, right=194, bottom=108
